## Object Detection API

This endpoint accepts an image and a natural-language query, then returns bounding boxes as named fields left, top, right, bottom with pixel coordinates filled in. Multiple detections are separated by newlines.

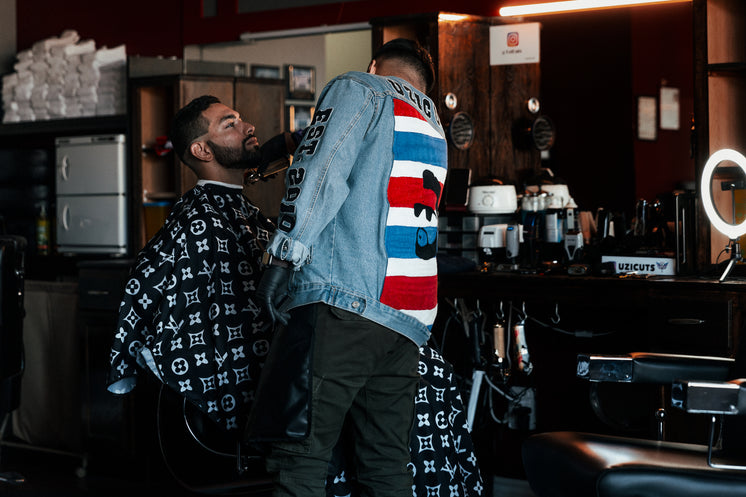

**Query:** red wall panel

left=631, top=3, right=695, bottom=201
left=17, top=0, right=502, bottom=57
left=180, top=0, right=501, bottom=46
left=17, top=0, right=184, bottom=56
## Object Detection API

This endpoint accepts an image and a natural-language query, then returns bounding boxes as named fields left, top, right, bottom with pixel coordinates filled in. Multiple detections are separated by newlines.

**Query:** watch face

left=261, top=252, right=272, bottom=266
left=531, top=116, right=555, bottom=151
left=448, top=112, right=475, bottom=150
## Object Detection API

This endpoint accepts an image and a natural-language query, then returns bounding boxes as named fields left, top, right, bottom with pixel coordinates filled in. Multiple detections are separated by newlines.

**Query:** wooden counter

left=438, top=270, right=746, bottom=357
left=433, top=270, right=746, bottom=478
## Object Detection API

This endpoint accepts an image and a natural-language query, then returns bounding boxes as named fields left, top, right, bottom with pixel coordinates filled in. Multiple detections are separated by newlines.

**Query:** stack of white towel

left=2, top=30, right=126, bottom=123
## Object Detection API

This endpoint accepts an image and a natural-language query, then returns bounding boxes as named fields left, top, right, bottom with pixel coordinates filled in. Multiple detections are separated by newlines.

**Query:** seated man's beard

left=209, top=139, right=262, bottom=169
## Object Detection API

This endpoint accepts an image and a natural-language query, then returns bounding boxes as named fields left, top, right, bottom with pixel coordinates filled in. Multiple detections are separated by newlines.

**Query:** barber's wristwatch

left=261, top=252, right=290, bottom=268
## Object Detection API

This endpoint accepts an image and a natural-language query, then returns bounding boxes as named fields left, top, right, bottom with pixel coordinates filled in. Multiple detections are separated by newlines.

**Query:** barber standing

left=256, top=39, right=447, bottom=497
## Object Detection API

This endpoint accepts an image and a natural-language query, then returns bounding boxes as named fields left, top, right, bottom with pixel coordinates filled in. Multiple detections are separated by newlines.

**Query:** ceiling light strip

left=500, top=0, right=690, bottom=17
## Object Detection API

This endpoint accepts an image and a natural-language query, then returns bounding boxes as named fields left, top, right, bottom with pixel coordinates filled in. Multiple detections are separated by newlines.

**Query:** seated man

left=107, top=95, right=284, bottom=432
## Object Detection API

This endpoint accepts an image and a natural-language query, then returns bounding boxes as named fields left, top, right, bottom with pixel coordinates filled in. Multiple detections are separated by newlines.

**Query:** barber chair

left=156, top=385, right=273, bottom=495
left=0, top=236, right=27, bottom=484
left=522, top=351, right=746, bottom=497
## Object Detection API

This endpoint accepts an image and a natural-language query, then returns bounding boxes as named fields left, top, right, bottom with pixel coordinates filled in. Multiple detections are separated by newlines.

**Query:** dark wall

left=539, top=3, right=694, bottom=217
left=631, top=4, right=695, bottom=201
left=16, top=0, right=185, bottom=56
left=540, top=9, right=634, bottom=214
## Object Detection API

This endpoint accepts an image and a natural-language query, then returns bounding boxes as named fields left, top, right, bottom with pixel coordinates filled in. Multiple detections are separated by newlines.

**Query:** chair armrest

left=577, top=352, right=735, bottom=384
left=672, top=378, right=746, bottom=415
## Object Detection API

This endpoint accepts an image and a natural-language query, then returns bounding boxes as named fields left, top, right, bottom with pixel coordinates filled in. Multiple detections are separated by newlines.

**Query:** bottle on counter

left=36, top=202, right=51, bottom=255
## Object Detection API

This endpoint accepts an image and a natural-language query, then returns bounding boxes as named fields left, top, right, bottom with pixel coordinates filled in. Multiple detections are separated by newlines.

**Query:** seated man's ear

left=367, top=59, right=376, bottom=75
left=190, top=141, right=212, bottom=163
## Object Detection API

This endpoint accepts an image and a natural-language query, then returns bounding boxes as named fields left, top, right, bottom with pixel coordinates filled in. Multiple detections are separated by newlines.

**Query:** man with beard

left=107, top=95, right=281, bottom=433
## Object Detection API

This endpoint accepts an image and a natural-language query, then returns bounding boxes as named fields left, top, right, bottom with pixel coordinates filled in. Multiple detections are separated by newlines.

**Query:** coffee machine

left=478, top=223, right=521, bottom=269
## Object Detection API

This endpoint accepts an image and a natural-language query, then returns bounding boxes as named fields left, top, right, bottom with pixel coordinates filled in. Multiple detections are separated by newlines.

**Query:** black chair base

left=157, top=386, right=273, bottom=495
left=522, top=431, right=746, bottom=497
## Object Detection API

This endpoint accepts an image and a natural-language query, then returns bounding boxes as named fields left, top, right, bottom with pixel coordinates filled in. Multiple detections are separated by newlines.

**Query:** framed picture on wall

left=251, top=64, right=281, bottom=79
left=286, top=104, right=315, bottom=132
left=285, top=64, right=315, bottom=100
left=637, top=96, right=657, bottom=141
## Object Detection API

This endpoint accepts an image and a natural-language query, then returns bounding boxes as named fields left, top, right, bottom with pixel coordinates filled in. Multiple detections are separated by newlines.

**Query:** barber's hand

left=256, top=263, right=292, bottom=326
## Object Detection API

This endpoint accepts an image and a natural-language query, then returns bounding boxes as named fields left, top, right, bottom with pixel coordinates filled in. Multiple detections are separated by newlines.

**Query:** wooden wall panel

left=489, top=62, right=541, bottom=186
left=437, top=19, right=492, bottom=180
left=236, top=79, right=287, bottom=219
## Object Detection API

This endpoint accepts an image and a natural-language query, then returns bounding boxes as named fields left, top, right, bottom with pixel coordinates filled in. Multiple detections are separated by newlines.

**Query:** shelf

left=0, top=115, right=128, bottom=138
left=707, top=62, right=746, bottom=74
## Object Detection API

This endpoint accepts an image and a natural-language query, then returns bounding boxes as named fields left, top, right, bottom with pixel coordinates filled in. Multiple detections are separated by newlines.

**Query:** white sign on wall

left=489, top=23, right=541, bottom=66
left=659, top=86, right=680, bottom=130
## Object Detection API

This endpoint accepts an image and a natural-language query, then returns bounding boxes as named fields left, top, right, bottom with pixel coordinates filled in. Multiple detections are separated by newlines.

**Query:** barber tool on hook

left=514, top=302, right=533, bottom=374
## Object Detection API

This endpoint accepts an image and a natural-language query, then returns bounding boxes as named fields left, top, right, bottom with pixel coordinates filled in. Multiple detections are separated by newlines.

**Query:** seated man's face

left=203, top=103, right=262, bottom=170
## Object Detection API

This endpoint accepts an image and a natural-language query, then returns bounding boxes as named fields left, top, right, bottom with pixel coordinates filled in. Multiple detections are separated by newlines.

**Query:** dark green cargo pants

left=266, top=303, right=420, bottom=497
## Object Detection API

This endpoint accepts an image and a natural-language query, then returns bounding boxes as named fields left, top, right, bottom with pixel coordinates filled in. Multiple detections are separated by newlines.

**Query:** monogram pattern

left=328, top=347, right=484, bottom=497
left=108, top=183, right=275, bottom=431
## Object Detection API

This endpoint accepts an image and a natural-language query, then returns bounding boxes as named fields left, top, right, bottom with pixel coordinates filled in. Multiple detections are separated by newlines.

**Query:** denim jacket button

left=351, top=301, right=360, bottom=309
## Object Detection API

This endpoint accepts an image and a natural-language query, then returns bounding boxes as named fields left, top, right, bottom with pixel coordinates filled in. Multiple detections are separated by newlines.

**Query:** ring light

left=700, top=148, right=746, bottom=281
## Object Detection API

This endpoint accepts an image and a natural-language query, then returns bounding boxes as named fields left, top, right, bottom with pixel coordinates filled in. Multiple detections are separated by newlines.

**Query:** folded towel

left=16, top=49, right=33, bottom=62
left=32, top=29, right=80, bottom=56
left=77, top=86, right=97, bottom=98
left=13, top=60, right=32, bottom=73
left=3, top=113, right=21, bottom=123
left=13, top=86, right=32, bottom=101
left=50, top=39, right=96, bottom=58
left=94, top=45, right=126, bottom=65
left=16, top=70, right=33, bottom=84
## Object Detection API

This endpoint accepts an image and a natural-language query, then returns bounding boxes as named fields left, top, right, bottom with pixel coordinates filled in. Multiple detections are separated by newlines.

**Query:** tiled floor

left=0, top=440, right=272, bottom=497
left=0, top=446, right=193, bottom=496
left=0, top=432, right=536, bottom=497
left=493, top=476, right=536, bottom=497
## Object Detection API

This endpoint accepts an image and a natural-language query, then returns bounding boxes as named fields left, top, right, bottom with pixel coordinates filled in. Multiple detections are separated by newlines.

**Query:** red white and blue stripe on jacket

left=381, top=98, right=448, bottom=330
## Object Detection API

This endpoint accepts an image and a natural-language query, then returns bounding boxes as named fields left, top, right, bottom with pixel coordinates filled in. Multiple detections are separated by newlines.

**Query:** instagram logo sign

left=507, top=32, right=519, bottom=47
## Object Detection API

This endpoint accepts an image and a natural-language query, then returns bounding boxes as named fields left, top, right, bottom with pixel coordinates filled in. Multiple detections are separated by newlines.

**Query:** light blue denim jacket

left=266, top=71, right=447, bottom=346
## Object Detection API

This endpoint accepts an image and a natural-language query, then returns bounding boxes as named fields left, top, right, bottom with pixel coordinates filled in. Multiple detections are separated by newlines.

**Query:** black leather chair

left=0, top=235, right=27, bottom=484
left=156, top=384, right=273, bottom=495
left=522, top=351, right=746, bottom=497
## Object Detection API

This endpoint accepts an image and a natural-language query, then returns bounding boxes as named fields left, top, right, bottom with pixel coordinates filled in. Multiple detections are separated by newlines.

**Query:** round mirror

left=531, top=116, right=555, bottom=151
left=448, top=112, right=474, bottom=150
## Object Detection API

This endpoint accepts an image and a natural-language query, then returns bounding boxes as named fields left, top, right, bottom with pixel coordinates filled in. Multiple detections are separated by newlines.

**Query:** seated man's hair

left=372, top=38, right=435, bottom=93
left=170, top=95, right=221, bottom=167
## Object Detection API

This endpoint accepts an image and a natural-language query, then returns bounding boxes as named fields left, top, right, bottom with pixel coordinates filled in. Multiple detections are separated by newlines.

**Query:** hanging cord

left=437, top=298, right=463, bottom=354
left=469, top=300, right=485, bottom=368
left=483, top=375, right=534, bottom=425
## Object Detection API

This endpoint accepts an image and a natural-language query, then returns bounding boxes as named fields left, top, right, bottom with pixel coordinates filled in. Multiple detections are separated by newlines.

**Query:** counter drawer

left=646, top=297, right=732, bottom=356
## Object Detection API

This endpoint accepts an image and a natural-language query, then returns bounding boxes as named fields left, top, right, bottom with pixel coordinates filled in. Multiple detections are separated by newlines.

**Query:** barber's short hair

left=372, top=38, right=435, bottom=92
left=170, top=95, right=220, bottom=166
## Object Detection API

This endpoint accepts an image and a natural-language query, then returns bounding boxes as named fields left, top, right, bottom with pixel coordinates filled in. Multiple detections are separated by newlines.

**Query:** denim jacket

left=266, top=71, right=447, bottom=346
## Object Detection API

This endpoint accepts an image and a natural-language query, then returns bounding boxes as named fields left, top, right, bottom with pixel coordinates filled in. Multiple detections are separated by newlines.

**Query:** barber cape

left=107, top=182, right=275, bottom=431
